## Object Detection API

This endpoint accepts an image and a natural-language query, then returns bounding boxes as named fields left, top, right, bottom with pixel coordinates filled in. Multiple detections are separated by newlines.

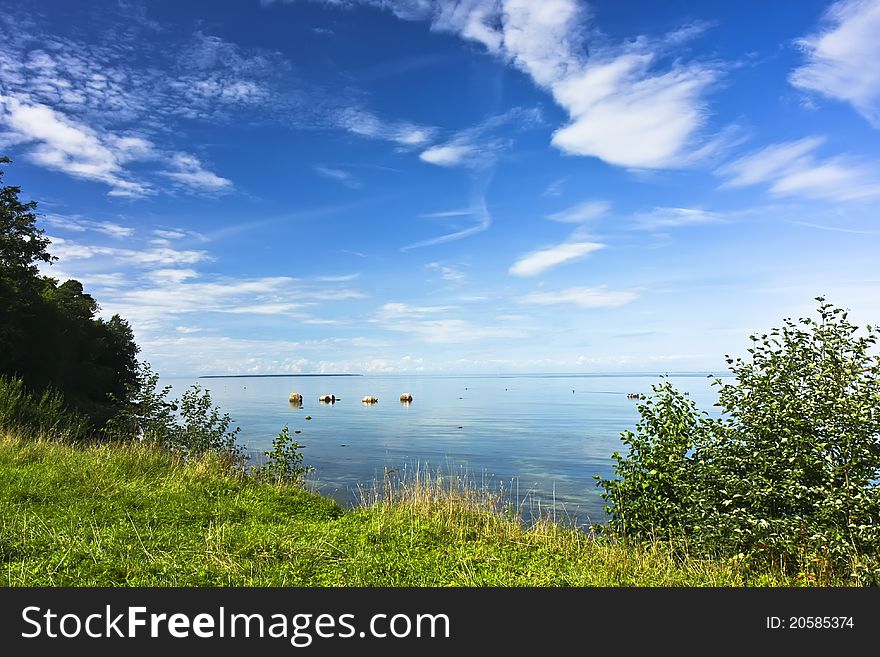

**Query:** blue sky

left=2, top=0, right=879, bottom=375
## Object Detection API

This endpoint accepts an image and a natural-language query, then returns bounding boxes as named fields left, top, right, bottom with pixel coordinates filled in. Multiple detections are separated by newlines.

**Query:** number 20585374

left=766, top=616, right=854, bottom=629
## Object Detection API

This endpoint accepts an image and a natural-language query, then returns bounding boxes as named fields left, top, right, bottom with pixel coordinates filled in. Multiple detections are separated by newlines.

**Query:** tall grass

left=0, top=433, right=812, bottom=586
left=0, top=376, right=91, bottom=443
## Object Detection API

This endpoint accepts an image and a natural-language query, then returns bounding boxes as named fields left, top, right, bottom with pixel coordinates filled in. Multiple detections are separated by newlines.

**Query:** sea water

left=161, top=373, right=726, bottom=527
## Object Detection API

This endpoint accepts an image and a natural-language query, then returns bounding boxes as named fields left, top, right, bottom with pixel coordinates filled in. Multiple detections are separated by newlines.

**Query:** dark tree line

left=0, top=156, right=139, bottom=428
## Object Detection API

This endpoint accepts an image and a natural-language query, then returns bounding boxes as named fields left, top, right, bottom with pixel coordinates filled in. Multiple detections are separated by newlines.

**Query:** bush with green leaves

left=253, top=425, right=314, bottom=485
left=108, top=361, right=243, bottom=464
left=597, top=298, right=880, bottom=583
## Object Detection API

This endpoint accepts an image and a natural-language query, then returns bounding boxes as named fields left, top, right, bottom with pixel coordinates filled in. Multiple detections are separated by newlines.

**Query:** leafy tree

left=0, top=156, right=55, bottom=376
left=0, top=157, right=140, bottom=428
left=0, top=156, right=53, bottom=285
left=598, top=298, right=880, bottom=583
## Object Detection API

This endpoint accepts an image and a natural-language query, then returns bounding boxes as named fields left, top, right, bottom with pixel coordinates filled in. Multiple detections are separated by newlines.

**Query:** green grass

left=0, top=433, right=808, bottom=586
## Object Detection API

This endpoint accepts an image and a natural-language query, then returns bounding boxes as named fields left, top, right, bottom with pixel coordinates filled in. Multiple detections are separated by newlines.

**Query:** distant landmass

left=198, top=373, right=362, bottom=379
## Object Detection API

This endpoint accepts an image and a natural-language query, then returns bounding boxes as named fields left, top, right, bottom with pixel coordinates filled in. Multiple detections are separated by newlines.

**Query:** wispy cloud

left=162, top=153, right=232, bottom=192
left=375, top=302, right=525, bottom=342
left=42, top=214, right=135, bottom=239
left=541, top=177, right=568, bottom=197
left=520, top=285, right=639, bottom=309
left=401, top=197, right=492, bottom=251
left=716, top=136, right=880, bottom=201
left=419, top=209, right=474, bottom=219
left=83, top=266, right=368, bottom=332
left=334, top=107, right=436, bottom=147
left=509, top=241, right=605, bottom=277
left=790, top=0, right=880, bottom=127
left=419, top=143, right=476, bottom=167
left=313, top=164, right=362, bottom=189
left=315, top=272, right=361, bottom=282
left=632, top=207, right=721, bottom=230
left=786, top=220, right=880, bottom=236
left=418, top=107, right=540, bottom=169
left=426, top=261, right=466, bottom=282
left=153, top=229, right=187, bottom=240
left=547, top=200, right=610, bottom=223
left=48, top=236, right=210, bottom=266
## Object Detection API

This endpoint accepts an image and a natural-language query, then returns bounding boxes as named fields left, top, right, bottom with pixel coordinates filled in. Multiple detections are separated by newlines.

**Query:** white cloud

left=401, top=197, right=492, bottom=250
left=716, top=136, right=880, bottom=201
left=419, top=209, right=473, bottom=218
left=716, top=136, right=824, bottom=188
left=509, top=240, right=605, bottom=277
left=790, top=0, right=880, bottom=127
left=314, top=164, right=362, bottom=188
left=417, top=106, right=539, bottom=169
left=426, top=261, right=466, bottom=282
left=0, top=95, right=153, bottom=196
left=101, top=276, right=304, bottom=326
left=0, top=20, right=292, bottom=195
left=375, top=301, right=525, bottom=342
left=520, top=285, right=639, bottom=308
left=95, top=222, right=136, bottom=239
left=42, top=214, right=135, bottom=239
left=315, top=272, right=361, bottom=282
left=0, top=94, right=232, bottom=197
left=48, top=236, right=210, bottom=266
left=153, top=229, right=188, bottom=240
left=369, top=0, right=721, bottom=169
left=419, top=143, right=475, bottom=167
left=632, top=207, right=721, bottom=230
left=541, top=177, right=567, bottom=197
left=137, top=332, right=431, bottom=376
left=334, top=107, right=436, bottom=146
left=549, top=53, right=716, bottom=168
left=163, top=153, right=232, bottom=192
left=146, top=269, right=201, bottom=285
left=547, top=200, right=610, bottom=223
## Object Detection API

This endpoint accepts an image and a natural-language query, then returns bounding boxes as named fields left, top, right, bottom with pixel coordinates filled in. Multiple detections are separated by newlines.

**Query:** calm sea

left=162, top=373, right=726, bottom=528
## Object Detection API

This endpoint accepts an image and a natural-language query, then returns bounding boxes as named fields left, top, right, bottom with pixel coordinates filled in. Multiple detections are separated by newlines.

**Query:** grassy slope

left=0, top=435, right=800, bottom=586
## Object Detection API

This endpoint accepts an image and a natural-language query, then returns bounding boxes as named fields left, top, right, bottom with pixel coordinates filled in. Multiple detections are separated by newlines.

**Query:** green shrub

left=0, top=375, right=91, bottom=442
left=253, top=425, right=314, bottom=484
left=107, top=362, right=243, bottom=464
left=597, top=298, right=880, bottom=584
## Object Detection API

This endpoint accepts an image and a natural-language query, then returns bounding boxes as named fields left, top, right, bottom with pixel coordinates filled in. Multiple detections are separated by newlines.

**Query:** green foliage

left=0, top=156, right=53, bottom=287
left=175, top=383, right=243, bottom=462
left=108, top=362, right=243, bottom=464
left=0, top=376, right=91, bottom=442
left=597, top=298, right=880, bottom=584
left=597, top=381, right=717, bottom=541
left=0, top=157, right=140, bottom=428
left=253, top=425, right=314, bottom=484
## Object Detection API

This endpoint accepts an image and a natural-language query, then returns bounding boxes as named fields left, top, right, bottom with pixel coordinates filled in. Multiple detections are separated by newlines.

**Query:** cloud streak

left=520, top=285, right=639, bottom=309
left=509, top=240, right=605, bottom=277
left=375, top=302, right=525, bottom=342
left=790, top=0, right=880, bottom=127
left=716, top=136, right=880, bottom=201
left=401, top=197, right=493, bottom=251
